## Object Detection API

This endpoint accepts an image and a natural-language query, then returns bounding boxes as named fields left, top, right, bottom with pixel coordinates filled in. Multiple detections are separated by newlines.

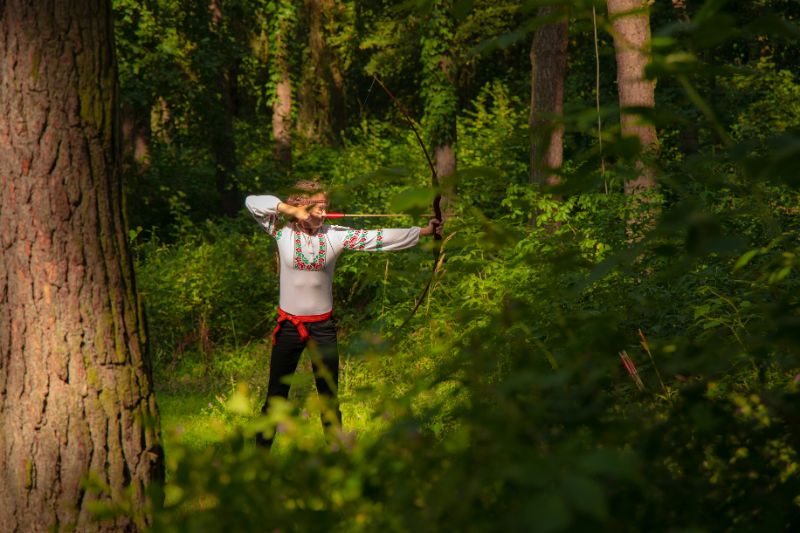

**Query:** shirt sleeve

left=245, top=195, right=282, bottom=238
left=338, top=227, right=420, bottom=252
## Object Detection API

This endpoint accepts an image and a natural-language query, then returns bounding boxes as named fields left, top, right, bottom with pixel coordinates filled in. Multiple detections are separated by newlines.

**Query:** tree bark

left=529, top=6, right=569, bottom=187
left=435, top=50, right=457, bottom=182
left=297, top=0, right=346, bottom=145
left=121, top=102, right=152, bottom=173
left=608, top=0, right=659, bottom=194
left=271, top=0, right=294, bottom=168
left=672, top=0, right=689, bottom=22
left=273, top=69, right=293, bottom=168
left=0, top=1, right=163, bottom=531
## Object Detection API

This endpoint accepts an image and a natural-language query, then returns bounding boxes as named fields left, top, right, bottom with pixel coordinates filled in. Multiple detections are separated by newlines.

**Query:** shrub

left=134, top=217, right=278, bottom=371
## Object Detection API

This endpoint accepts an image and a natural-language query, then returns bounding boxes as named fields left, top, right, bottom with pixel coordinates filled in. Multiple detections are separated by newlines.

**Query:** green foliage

left=726, top=57, right=800, bottom=141
left=125, top=142, right=219, bottom=233
left=136, top=141, right=800, bottom=533
left=263, top=0, right=298, bottom=107
left=458, top=81, right=530, bottom=213
left=134, top=218, right=277, bottom=370
left=420, top=0, right=458, bottom=148
left=103, top=0, right=800, bottom=531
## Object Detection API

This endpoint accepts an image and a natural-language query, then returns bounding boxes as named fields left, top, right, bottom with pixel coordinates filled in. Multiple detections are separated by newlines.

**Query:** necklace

left=293, top=225, right=326, bottom=270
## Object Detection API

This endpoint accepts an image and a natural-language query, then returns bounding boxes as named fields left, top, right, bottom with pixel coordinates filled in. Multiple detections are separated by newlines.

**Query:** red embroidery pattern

left=342, top=229, right=369, bottom=250
left=293, top=229, right=327, bottom=270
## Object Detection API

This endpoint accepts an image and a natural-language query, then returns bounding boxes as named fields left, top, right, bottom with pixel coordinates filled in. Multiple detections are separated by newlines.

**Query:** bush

left=134, top=217, right=278, bottom=371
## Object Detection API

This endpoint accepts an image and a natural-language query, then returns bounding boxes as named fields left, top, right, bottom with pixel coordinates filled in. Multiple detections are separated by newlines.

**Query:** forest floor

left=156, top=341, right=381, bottom=463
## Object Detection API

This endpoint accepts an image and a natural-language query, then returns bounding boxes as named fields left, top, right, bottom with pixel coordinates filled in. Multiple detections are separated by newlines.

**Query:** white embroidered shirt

left=246, top=195, right=421, bottom=316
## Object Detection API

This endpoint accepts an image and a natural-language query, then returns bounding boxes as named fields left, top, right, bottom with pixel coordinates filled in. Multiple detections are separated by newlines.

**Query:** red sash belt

left=272, top=308, right=332, bottom=344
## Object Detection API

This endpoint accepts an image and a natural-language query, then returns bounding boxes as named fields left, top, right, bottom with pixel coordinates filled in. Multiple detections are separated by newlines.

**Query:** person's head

left=286, top=179, right=328, bottom=230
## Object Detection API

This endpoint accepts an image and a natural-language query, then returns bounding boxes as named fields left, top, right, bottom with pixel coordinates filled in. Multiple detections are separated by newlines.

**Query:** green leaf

left=389, top=187, right=436, bottom=212
left=225, top=385, right=252, bottom=415
left=694, top=304, right=710, bottom=319
left=733, top=249, right=759, bottom=271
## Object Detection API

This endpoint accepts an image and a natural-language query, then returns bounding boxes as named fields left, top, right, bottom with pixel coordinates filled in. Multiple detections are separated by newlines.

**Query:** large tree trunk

left=529, top=6, right=569, bottom=187
left=608, top=0, right=659, bottom=194
left=0, top=1, right=163, bottom=531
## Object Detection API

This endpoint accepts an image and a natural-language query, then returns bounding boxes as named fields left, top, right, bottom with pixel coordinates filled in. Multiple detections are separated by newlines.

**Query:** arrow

left=325, top=213, right=414, bottom=218
left=325, top=213, right=450, bottom=219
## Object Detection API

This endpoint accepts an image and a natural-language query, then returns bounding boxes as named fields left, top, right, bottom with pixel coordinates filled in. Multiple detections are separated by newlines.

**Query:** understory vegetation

left=109, top=1, right=800, bottom=531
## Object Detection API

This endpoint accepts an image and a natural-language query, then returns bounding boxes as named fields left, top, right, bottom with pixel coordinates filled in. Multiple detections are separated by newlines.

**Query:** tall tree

left=422, top=0, right=458, bottom=181
left=608, top=0, right=659, bottom=194
left=297, top=0, right=348, bottom=145
left=115, top=0, right=157, bottom=177
left=672, top=0, right=690, bottom=22
left=270, top=0, right=296, bottom=167
left=0, top=1, right=163, bottom=531
left=121, top=101, right=152, bottom=174
left=207, top=0, right=241, bottom=216
left=529, top=6, right=569, bottom=186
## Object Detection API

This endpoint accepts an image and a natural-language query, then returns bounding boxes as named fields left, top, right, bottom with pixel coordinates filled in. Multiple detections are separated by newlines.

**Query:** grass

left=154, top=339, right=398, bottom=464
left=159, top=393, right=231, bottom=450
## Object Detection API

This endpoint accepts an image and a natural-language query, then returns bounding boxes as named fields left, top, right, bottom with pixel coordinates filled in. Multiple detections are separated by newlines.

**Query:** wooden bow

left=372, top=75, right=444, bottom=332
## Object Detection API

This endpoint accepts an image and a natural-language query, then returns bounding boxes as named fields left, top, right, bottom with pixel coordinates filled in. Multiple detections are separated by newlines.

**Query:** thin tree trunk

left=298, top=0, right=346, bottom=145
left=0, top=1, right=163, bottom=531
left=298, top=0, right=325, bottom=142
left=670, top=0, right=698, bottom=154
left=209, top=0, right=240, bottom=216
left=273, top=70, right=293, bottom=168
left=151, top=97, right=172, bottom=143
left=529, top=6, right=569, bottom=187
left=422, top=0, right=457, bottom=186
left=215, top=66, right=240, bottom=216
left=121, top=102, right=152, bottom=173
left=272, top=1, right=294, bottom=168
left=608, top=0, right=659, bottom=194
left=435, top=144, right=456, bottom=180
left=672, top=0, right=690, bottom=21
left=432, top=40, right=457, bottom=182
left=322, top=0, right=347, bottom=140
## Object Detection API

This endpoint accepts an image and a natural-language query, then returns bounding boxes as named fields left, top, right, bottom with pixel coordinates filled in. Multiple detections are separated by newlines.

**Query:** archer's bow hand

left=420, top=217, right=443, bottom=238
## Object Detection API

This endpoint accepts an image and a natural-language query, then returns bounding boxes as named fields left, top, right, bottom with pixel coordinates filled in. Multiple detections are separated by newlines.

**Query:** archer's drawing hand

left=420, top=217, right=443, bottom=238
left=278, top=201, right=311, bottom=222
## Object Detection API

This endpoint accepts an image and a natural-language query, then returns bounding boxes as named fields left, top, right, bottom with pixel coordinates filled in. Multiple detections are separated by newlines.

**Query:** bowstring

left=359, top=76, right=377, bottom=119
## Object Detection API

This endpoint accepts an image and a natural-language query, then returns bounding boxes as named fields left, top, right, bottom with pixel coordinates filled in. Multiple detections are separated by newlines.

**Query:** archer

left=246, top=179, right=442, bottom=448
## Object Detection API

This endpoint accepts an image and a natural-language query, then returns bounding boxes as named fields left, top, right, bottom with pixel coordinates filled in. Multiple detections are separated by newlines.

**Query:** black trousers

left=256, top=318, right=342, bottom=448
